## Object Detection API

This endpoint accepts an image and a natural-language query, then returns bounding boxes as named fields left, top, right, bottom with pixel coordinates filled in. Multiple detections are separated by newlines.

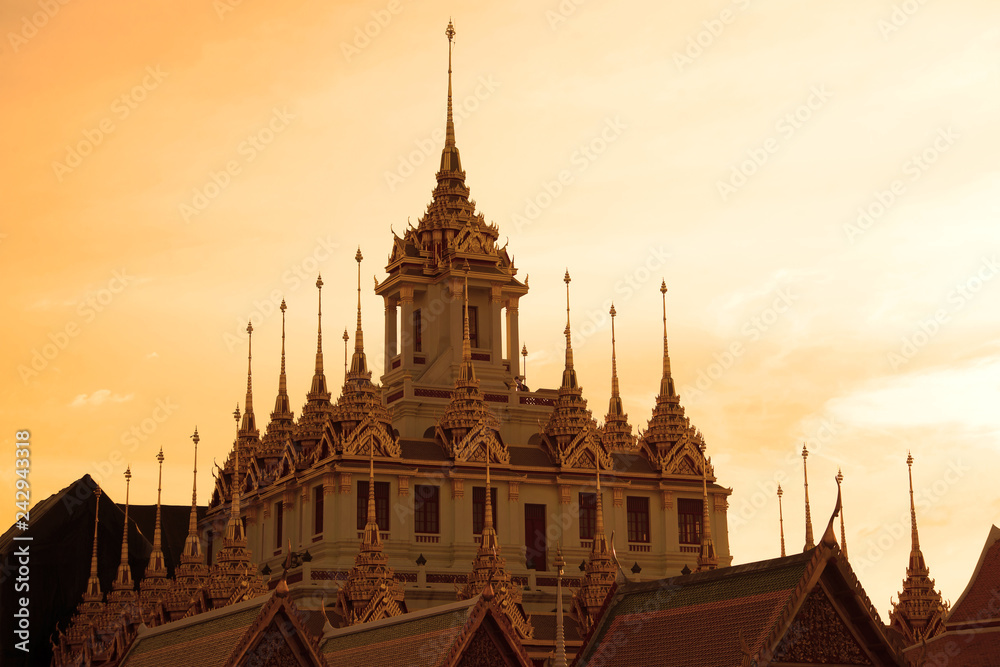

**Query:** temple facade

left=195, top=18, right=732, bottom=659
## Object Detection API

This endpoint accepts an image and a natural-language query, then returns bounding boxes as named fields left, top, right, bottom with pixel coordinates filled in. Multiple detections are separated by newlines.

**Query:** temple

left=27, top=18, right=996, bottom=667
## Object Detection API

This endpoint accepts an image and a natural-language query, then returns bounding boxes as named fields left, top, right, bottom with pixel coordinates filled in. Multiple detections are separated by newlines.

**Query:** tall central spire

left=802, top=444, right=814, bottom=551
left=439, top=19, right=462, bottom=174
left=906, top=453, right=924, bottom=570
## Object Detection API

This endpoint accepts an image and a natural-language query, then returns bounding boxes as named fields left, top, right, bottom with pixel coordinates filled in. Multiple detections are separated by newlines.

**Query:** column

left=506, top=299, right=519, bottom=374
left=384, top=296, right=397, bottom=362
left=399, top=287, right=414, bottom=369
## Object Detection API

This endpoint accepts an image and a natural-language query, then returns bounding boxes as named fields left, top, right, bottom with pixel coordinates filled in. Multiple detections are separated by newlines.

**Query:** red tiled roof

left=575, top=553, right=811, bottom=667
left=911, top=630, right=1000, bottom=667
left=949, top=526, right=1000, bottom=627
left=121, top=603, right=263, bottom=667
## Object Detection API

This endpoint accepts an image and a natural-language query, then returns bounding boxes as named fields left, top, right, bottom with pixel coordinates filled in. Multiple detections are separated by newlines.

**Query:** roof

left=120, top=596, right=266, bottom=667
left=947, top=525, right=1000, bottom=627
left=322, top=598, right=477, bottom=666
left=120, top=590, right=326, bottom=667
left=574, top=538, right=905, bottom=667
left=321, top=594, right=532, bottom=667
left=575, top=552, right=813, bottom=667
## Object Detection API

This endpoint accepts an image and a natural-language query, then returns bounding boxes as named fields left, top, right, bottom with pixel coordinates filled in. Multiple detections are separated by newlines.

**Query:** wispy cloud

left=69, top=390, right=134, bottom=408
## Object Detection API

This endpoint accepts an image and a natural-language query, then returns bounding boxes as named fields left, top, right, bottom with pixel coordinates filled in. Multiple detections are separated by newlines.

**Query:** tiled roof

left=120, top=597, right=265, bottom=667
left=575, top=553, right=813, bottom=667
left=911, top=630, right=1000, bottom=666
left=948, top=525, right=1000, bottom=626
left=322, top=598, right=476, bottom=667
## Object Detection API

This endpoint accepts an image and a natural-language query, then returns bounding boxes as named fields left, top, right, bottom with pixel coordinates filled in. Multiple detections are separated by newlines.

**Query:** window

left=472, top=486, right=497, bottom=534
left=357, top=480, right=390, bottom=530
left=626, top=496, right=650, bottom=543
left=525, top=504, right=547, bottom=571
left=313, top=485, right=324, bottom=535
left=274, top=501, right=283, bottom=549
left=579, top=492, right=597, bottom=540
left=414, top=485, right=440, bottom=533
left=468, top=306, right=479, bottom=348
left=678, top=498, right=702, bottom=545
left=413, top=309, right=422, bottom=353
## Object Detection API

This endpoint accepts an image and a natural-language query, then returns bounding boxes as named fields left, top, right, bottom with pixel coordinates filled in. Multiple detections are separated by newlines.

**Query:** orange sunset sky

left=2, top=0, right=999, bottom=621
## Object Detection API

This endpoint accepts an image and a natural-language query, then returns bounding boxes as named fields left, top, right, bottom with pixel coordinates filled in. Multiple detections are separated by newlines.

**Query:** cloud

left=69, top=390, right=134, bottom=408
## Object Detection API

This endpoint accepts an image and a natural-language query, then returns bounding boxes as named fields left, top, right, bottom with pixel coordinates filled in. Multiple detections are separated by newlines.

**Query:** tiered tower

left=889, top=453, right=946, bottom=645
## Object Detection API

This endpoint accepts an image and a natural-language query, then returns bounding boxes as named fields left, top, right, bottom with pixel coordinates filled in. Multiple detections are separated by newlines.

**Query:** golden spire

left=226, top=406, right=245, bottom=544
left=362, top=435, right=382, bottom=549
left=777, top=484, right=786, bottom=557
left=609, top=304, right=620, bottom=401
left=84, top=484, right=103, bottom=602
left=273, top=301, right=292, bottom=417
left=837, top=468, right=848, bottom=559
left=113, top=466, right=133, bottom=591
left=659, top=280, right=676, bottom=398
left=308, top=274, right=330, bottom=400
left=802, top=445, right=814, bottom=551
left=444, top=21, right=457, bottom=152
left=240, top=320, right=257, bottom=436
left=482, top=452, right=496, bottom=549
left=181, top=428, right=202, bottom=563
left=561, top=269, right=578, bottom=389
left=144, top=447, right=167, bottom=578
left=459, top=260, right=477, bottom=383
left=554, top=547, right=567, bottom=667
left=696, top=442, right=718, bottom=571
left=602, top=303, right=635, bottom=450
left=889, top=452, right=945, bottom=645
left=347, top=248, right=370, bottom=379
left=343, top=327, right=350, bottom=380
